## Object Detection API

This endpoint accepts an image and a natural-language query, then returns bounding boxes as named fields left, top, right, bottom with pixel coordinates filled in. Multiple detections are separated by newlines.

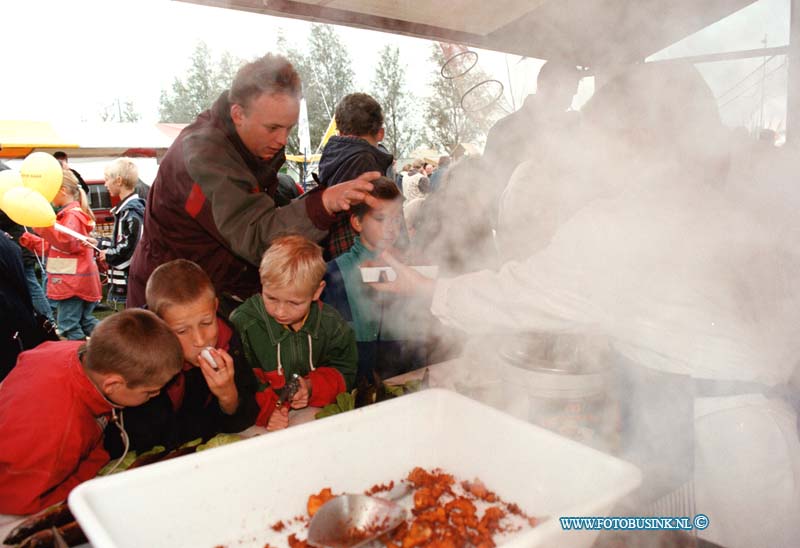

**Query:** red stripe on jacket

left=185, top=183, right=206, bottom=218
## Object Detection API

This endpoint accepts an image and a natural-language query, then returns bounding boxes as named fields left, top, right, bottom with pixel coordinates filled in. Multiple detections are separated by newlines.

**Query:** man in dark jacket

left=127, top=54, right=379, bottom=311
left=317, top=93, right=394, bottom=259
left=0, top=233, right=47, bottom=380
left=0, top=211, right=53, bottom=321
left=481, top=60, right=581, bottom=213
left=0, top=151, right=54, bottom=321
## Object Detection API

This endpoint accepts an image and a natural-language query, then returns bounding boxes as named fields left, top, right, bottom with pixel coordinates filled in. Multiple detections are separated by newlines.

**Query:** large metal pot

left=498, top=333, right=618, bottom=452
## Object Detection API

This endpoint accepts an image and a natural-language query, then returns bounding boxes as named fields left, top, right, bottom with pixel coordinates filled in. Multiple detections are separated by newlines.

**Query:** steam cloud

left=413, top=54, right=799, bottom=548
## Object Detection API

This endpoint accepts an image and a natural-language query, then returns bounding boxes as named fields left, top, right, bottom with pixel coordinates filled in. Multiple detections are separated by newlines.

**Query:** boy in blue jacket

left=323, top=177, right=429, bottom=381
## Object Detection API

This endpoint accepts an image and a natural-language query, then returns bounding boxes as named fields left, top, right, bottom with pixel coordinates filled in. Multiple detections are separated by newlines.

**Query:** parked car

left=86, top=179, right=116, bottom=239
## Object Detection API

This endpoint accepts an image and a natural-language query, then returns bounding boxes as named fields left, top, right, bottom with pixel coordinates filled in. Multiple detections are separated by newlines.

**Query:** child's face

left=51, top=186, right=71, bottom=208
left=262, top=281, right=324, bottom=331
left=160, top=294, right=219, bottom=366
left=351, top=198, right=403, bottom=252
left=104, top=174, right=122, bottom=198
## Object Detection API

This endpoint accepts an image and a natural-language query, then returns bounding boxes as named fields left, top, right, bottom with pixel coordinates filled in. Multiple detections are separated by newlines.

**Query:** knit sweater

left=230, top=295, right=357, bottom=426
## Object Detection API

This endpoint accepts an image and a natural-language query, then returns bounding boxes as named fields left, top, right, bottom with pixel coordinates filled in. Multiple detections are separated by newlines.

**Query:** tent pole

left=788, top=0, right=800, bottom=145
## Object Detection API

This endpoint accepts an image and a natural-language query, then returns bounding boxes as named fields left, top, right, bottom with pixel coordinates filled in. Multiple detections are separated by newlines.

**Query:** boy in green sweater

left=231, top=235, right=357, bottom=430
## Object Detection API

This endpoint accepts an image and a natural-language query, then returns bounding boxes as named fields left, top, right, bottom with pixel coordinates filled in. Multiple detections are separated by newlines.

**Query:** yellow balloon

left=0, top=170, right=23, bottom=210
left=0, top=187, right=56, bottom=227
left=21, top=152, right=64, bottom=203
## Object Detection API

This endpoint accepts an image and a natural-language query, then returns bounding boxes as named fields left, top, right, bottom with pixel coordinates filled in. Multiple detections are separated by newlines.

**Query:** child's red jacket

left=19, top=201, right=102, bottom=302
left=0, top=341, right=112, bottom=515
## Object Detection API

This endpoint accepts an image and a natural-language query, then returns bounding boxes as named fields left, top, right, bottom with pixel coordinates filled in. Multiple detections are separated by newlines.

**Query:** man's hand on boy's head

left=198, top=348, right=239, bottom=414
left=321, top=171, right=381, bottom=215
left=267, top=406, right=290, bottom=431
left=290, top=376, right=310, bottom=409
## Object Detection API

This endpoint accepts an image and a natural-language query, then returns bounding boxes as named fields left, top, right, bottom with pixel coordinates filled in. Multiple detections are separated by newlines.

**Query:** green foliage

left=315, top=390, right=356, bottom=419
left=424, top=45, right=502, bottom=153
left=371, top=45, right=421, bottom=159
left=314, top=378, right=425, bottom=420
left=180, top=437, right=204, bottom=449
left=97, top=445, right=165, bottom=476
left=196, top=433, right=243, bottom=451
left=159, top=41, right=243, bottom=123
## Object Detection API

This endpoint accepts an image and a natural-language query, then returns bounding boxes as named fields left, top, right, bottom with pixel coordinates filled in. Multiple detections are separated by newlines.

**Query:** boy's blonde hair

left=145, top=259, right=217, bottom=317
left=104, top=158, right=139, bottom=191
left=83, top=309, right=183, bottom=387
left=259, top=235, right=325, bottom=295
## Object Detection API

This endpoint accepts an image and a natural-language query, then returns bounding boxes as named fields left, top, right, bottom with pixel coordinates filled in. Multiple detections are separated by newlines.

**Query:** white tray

left=69, top=389, right=640, bottom=548
left=360, top=265, right=438, bottom=282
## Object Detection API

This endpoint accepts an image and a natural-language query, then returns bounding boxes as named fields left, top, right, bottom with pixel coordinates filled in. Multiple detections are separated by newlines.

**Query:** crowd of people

left=0, top=51, right=797, bottom=548
left=0, top=53, right=444, bottom=518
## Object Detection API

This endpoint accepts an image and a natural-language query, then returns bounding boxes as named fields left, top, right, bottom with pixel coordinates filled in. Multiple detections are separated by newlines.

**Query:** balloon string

left=23, top=227, right=48, bottom=274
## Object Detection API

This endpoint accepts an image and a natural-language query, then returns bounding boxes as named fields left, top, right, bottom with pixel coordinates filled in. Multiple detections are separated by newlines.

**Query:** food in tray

left=14, top=521, right=87, bottom=548
left=274, top=467, right=539, bottom=548
left=3, top=501, right=87, bottom=548
left=307, top=487, right=335, bottom=518
left=3, top=502, right=75, bottom=545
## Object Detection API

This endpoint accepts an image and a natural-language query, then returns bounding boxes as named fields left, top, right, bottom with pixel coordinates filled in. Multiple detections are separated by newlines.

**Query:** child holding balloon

left=20, top=170, right=102, bottom=340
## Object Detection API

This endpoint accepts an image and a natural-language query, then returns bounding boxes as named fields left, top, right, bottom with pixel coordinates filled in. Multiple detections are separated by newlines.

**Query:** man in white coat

left=375, top=62, right=800, bottom=548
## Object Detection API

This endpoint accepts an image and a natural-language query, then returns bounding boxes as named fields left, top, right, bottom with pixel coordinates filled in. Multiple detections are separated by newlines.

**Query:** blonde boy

left=98, top=158, right=146, bottom=305
left=231, top=235, right=357, bottom=430
left=0, top=310, right=182, bottom=515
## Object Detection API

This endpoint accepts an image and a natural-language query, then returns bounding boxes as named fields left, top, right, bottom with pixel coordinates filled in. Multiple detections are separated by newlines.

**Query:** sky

left=0, top=0, right=791, bottom=133
left=650, top=0, right=790, bottom=134
left=0, top=0, right=545, bottom=125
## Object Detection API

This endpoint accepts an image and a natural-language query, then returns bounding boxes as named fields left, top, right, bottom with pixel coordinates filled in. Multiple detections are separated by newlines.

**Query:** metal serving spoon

left=307, top=483, right=411, bottom=548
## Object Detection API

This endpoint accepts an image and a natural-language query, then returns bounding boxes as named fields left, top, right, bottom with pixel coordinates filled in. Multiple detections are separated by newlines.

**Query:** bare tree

left=100, top=99, right=141, bottom=122
left=424, top=44, right=501, bottom=152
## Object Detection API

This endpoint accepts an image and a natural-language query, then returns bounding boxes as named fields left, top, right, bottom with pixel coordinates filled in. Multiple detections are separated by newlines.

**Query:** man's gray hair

left=229, top=53, right=301, bottom=108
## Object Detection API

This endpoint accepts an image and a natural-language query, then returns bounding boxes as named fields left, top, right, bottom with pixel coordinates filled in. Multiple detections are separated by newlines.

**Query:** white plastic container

left=69, top=389, right=640, bottom=548
left=359, top=265, right=439, bottom=282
